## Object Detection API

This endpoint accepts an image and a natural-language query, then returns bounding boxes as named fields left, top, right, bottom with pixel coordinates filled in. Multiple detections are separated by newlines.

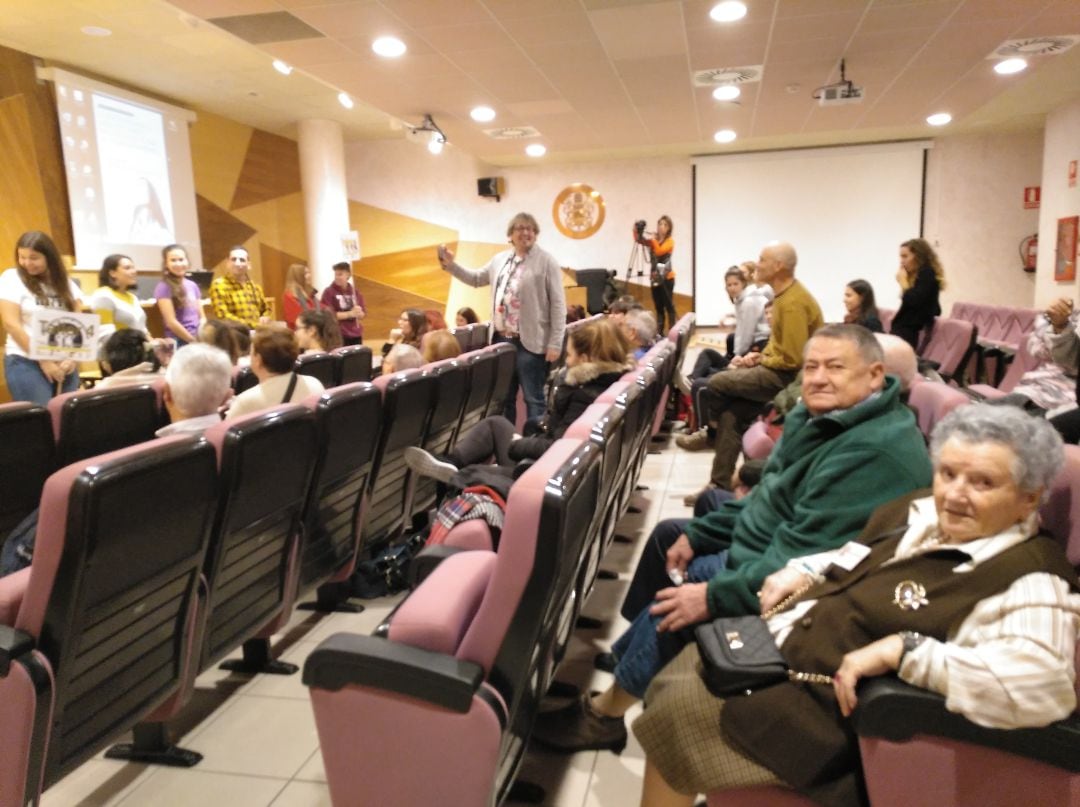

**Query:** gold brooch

left=893, top=580, right=929, bottom=611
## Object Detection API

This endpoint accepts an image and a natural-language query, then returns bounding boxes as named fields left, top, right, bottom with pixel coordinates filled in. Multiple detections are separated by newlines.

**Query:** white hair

left=385, top=344, right=423, bottom=373
left=165, top=344, right=232, bottom=417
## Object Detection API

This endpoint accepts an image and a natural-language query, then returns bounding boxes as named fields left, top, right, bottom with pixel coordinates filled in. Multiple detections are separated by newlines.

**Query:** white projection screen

left=41, top=66, right=203, bottom=271
left=692, top=141, right=930, bottom=325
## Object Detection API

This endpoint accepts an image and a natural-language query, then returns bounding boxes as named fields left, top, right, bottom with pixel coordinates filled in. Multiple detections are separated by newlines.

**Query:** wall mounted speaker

left=477, top=177, right=505, bottom=201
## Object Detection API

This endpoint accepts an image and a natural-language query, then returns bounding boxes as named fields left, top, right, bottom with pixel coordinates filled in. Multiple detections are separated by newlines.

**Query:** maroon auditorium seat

left=297, top=383, right=382, bottom=609
left=0, top=436, right=217, bottom=804
left=332, top=344, right=373, bottom=385
left=303, top=438, right=602, bottom=807
left=295, top=351, right=336, bottom=388
left=0, top=402, right=55, bottom=539
left=47, top=384, right=162, bottom=466
left=485, top=342, right=518, bottom=420
left=406, top=358, right=468, bottom=526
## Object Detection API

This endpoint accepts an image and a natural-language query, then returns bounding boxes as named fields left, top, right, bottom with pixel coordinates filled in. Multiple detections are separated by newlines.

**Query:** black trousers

left=651, top=278, right=677, bottom=334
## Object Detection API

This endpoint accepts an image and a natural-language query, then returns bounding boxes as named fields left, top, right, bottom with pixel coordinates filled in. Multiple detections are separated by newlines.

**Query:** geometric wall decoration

left=195, top=192, right=257, bottom=270
left=230, top=129, right=302, bottom=210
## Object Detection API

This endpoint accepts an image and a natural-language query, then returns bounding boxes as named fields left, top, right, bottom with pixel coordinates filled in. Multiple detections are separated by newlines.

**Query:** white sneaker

left=404, top=446, right=459, bottom=483
left=674, top=370, right=692, bottom=396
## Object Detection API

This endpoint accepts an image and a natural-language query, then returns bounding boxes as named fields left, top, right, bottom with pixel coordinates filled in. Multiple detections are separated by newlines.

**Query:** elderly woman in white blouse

left=634, top=403, right=1080, bottom=807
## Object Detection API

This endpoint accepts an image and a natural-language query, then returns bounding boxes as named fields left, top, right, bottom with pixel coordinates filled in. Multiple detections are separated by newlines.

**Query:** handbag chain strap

left=761, top=581, right=834, bottom=687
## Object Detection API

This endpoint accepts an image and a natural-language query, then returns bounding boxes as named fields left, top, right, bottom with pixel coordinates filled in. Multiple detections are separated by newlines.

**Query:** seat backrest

left=331, top=345, right=372, bottom=385
left=908, top=380, right=972, bottom=438
left=996, top=333, right=1042, bottom=393
left=459, top=348, right=498, bottom=436
left=450, top=326, right=470, bottom=353
left=18, top=436, right=217, bottom=787
left=469, top=322, right=490, bottom=351
left=199, top=405, right=319, bottom=665
left=295, top=352, right=337, bottom=388
left=919, top=318, right=976, bottom=382
left=410, top=360, right=470, bottom=521
left=48, top=385, right=162, bottom=467
left=878, top=308, right=896, bottom=334
left=1038, top=445, right=1080, bottom=568
left=485, top=342, right=517, bottom=419
left=565, top=399, right=629, bottom=560
left=232, top=366, right=258, bottom=395
left=363, top=370, right=439, bottom=548
left=0, top=402, right=55, bottom=537
left=457, top=438, right=601, bottom=725
left=299, top=383, right=382, bottom=591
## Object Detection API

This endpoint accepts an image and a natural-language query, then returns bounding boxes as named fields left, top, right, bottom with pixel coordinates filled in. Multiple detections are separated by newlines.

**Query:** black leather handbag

left=694, top=615, right=789, bottom=697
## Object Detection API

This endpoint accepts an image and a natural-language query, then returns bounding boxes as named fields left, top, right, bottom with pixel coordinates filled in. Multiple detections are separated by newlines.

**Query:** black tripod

left=625, top=240, right=652, bottom=288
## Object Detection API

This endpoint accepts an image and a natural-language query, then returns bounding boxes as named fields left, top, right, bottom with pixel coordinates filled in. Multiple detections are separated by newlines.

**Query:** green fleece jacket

left=685, top=375, right=931, bottom=617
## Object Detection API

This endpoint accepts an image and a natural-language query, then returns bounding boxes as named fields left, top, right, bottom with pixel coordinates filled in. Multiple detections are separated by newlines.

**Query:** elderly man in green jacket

left=532, top=323, right=932, bottom=754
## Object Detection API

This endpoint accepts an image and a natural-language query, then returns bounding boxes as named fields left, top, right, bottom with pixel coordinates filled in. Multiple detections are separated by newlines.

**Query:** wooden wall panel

left=0, top=45, right=71, bottom=254
left=231, top=129, right=302, bottom=211
left=0, top=95, right=51, bottom=253
left=354, top=244, right=452, bottom=303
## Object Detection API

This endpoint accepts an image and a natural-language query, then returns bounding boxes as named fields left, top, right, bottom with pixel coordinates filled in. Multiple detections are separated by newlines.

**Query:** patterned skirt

left=631, top=643, right=788, bottom=795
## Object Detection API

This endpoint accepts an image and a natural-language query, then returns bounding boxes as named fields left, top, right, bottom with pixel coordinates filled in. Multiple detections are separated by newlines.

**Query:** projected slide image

left=91, top=93, right=175, bottom=245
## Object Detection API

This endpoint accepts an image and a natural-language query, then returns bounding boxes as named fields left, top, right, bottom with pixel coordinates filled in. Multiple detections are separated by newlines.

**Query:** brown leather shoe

left=682, top=483, right=718, bottom=507
left=675, top=429, right=711, bottom=451
left=530, top=694, right=627, bottom=754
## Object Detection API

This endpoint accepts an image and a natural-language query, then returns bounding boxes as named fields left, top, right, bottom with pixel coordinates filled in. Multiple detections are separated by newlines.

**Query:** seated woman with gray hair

left=634, top=403, right=1080, bottom=807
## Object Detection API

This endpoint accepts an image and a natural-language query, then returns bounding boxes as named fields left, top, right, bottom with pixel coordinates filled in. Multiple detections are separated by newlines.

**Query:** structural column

left=297, top=119, right=351, bottom=291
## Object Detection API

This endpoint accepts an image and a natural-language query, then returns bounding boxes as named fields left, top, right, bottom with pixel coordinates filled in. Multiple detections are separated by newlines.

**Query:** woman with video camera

left=636, top=215, right=677, bottom=333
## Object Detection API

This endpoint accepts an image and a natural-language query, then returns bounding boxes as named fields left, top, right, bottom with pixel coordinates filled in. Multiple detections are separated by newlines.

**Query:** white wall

left=923, top=130, right=1043, bottom=315
left=345, top=139, right=693, bottom=294
left=1034, top=97, right=1080, bottom=308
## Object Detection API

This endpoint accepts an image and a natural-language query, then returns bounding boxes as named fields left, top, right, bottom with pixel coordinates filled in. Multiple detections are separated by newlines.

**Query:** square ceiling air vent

left=209, top=12, right=324, bottom=44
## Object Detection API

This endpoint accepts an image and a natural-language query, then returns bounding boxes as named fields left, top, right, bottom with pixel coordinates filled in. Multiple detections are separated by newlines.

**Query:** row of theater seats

left=0, top=313, right=691, bottom=804
left=300, top=314, right=695, bottom=807
left=235, top=343, right=374, bottom=395
left=0, top=329, right=556, bottom=804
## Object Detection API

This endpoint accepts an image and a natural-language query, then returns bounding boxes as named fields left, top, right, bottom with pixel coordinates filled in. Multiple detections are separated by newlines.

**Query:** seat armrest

left=853, top=677, right=1080, bottom=773
left=302, top=632, right=482, bottom=713
left=408, top=545, right=469, bottom=588
left=0, top=625, right=35, bottom=676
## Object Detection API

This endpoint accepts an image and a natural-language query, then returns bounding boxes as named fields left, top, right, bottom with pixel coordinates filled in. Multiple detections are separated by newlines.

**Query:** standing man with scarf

left=437, top=212, right=566, bottom=426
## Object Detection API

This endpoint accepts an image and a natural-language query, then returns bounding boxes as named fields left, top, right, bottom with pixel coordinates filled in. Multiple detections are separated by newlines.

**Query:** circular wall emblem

left=553, top=183, right=605, bottom=239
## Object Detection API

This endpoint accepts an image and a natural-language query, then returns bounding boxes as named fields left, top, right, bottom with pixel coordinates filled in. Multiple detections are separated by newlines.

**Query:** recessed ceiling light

left=926, top=112, right=951, bottom=126
left=338, top=92, right=354, bottom=110
left=709, top=2, right=747, bottom=23
left=372, top=36, right=406, bottom=58
left=470, top=106, right=496, bottom=123
left=272, top=59, right=293, bottom=76
left=993, top=57, right=1027, bottom=75
left=713, top=129, right=737, bottom=143
left=525, top=143, right=547, bottom=158
left=712, top=85, right=741, bottom=101
left=80, top=25, right=112, bottom=37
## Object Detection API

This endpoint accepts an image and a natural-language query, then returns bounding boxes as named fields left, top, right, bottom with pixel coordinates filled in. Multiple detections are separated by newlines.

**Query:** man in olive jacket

left=532, top=323, right=933, bottom=754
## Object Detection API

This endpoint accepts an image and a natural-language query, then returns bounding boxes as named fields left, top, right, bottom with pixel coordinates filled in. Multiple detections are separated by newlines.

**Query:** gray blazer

left=444, top=246, right=567, bottom=355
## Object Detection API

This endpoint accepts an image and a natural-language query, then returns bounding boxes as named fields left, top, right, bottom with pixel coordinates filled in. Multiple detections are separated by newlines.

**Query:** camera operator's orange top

left=647, top=236, right=675, bottom=280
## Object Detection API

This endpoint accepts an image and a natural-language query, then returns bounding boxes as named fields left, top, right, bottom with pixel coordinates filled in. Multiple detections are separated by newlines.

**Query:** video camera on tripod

left=629, top=219, right=664, bottom=286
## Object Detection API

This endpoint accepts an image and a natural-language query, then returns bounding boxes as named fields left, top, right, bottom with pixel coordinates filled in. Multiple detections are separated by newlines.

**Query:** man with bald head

left=696, top=242, right=823, bottom=493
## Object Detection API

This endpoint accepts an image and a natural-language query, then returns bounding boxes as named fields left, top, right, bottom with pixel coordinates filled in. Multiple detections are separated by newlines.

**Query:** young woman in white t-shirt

left=89, top=253, right=147, bottom=334
left=0, top=231, right=86, bottom=404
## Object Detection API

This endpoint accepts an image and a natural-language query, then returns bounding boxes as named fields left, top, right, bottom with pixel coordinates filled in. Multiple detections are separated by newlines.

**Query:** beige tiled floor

left=46, top=423, right=714, bottom=807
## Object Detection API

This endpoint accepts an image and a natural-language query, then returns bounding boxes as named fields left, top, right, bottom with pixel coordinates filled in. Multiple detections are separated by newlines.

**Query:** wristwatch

left=897, top=631, right=925, bottom=667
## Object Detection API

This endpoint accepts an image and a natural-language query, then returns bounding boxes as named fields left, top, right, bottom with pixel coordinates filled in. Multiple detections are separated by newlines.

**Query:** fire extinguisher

left=1020, top=234, right=1038, bottom=273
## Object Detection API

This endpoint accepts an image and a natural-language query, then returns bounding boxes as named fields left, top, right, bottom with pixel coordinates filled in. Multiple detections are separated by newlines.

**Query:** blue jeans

left=4, top=354, right=78, bottom=405
left=610, top=550, right=729, bottom=699
left=501, top=338, right=547, bottom=425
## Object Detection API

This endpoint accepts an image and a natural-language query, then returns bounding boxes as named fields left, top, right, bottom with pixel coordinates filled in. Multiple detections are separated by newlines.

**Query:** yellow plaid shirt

left=210, top=274, right=268, bottom=328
